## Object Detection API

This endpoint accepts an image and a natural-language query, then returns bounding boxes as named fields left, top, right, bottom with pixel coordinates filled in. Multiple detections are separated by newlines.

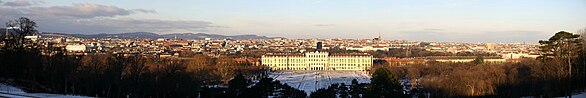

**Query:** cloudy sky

left=1, top=0, right=585, bottom=43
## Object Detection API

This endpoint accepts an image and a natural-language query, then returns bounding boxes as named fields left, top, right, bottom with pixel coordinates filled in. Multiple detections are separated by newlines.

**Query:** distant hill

left=41, top=32, right=282, bottom=40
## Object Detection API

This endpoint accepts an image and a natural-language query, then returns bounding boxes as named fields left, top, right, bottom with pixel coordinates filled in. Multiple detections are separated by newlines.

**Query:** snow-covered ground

left=269, top=71, right=371, bottom=94
left=570, top=92, right=586, bottom=98
left=554, top=92, right=586, bottom=98
left=0, top=83, right=90, bottom=98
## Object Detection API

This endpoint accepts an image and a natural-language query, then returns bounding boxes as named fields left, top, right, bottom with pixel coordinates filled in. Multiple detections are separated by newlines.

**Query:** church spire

left=378, top=32, right=381, bottom=40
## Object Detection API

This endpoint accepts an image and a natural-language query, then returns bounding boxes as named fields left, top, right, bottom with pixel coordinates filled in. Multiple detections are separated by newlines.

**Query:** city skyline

left=1, top=0, right=585, bottom=43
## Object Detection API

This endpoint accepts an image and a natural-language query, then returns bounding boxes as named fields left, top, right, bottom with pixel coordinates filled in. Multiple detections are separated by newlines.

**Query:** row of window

left=266, top=63, right=370, bottom=67
left=330, top=64, right=370, bottom=67
left=307, top=55, right=328, bottom=58
left=271, top=67, right=365, bottom=70
left=330, top=59, right=371, bottom=63
left=332, top=67, right=359, bottom=70
left=263, top=58, right=371, bottom=63
left=308, top=59, right=327, bottom=61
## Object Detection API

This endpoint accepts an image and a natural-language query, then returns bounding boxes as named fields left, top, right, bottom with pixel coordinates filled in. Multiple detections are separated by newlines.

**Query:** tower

left=378, top=32, right=381, bottom=40
left=174, top=35, right=178, bottom=40
left=373, top=32, right=381, bottom=41
left=316, top=42, right=323, bottom=51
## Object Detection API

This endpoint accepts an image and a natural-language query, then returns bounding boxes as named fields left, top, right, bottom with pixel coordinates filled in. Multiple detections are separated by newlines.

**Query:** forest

left=0, top=46, right=274, bottom=97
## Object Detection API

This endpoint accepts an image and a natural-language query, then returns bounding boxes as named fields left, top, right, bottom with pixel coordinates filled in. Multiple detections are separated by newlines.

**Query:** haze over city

left=1, top=0, right=585, bottom=43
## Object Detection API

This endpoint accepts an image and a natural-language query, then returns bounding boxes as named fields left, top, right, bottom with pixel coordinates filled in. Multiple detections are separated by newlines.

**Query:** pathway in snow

left=270, top=71, right=371, bottom=94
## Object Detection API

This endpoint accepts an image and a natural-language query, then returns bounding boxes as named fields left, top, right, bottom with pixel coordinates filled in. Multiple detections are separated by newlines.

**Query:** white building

left=346, top=46, right=388, bottom=51
left=435, top=59, right=508, bottom=63
left=65, top=44, right=87, bottom=52
left=156, top=38, right=167, bottom=42
left=500, top=53, right=539, bottom=59
left=262, top=51, right=373, bottom=71
left=24, top=35, right=40, bottom=42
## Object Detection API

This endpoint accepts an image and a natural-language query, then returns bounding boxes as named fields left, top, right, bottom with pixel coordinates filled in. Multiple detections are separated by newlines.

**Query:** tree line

left=0, top=17, right=271, bottom=97
left=0, top=48, right=270, bottom=97
left=199, top=74, right=307, bottom=98
left=384, top=31, right=586, bottom=97
left=309, top=67, right=408, bottom=98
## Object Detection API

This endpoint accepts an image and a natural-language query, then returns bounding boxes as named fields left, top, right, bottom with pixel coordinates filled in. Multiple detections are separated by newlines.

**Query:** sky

left=1, top=0, right=585, bottom=43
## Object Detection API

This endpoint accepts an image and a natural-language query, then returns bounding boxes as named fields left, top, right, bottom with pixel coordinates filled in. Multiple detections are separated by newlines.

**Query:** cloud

left=0, top=3, right=216, bottom=34
left=133, top=9, right=156, bottom=13
left=3, top=0, right=42, bottom=7
left=25, top=3, right=149, bottom=18
left=39, top=18, right=215, bottom=33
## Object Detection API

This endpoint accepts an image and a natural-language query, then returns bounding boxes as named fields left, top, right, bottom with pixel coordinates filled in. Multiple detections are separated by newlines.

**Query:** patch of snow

left=269, top=71, right=371, bottom=94
left=1, top=83, right=90, bottom=98
left=571, top=92, right=586, bottom=98
left=555, top=91, right=586, bottom=98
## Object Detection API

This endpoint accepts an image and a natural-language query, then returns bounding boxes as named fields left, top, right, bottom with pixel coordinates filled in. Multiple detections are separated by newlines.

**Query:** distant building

left=435, top=59, right=508, bottom=63
left=65, top=44, right=87, bottom=52
left=486, top=43, right=495, bottom=50
left=346, top=46, right=388, bottom=51
left=373, top=32, right=381, bottom=41
left=24, top=35, right=41, bottom=42
left=156, top=38, right=167, bottom=42
left=500, top=53, right=539, bottom=59
left=234, top=57, right=261, bottom=66
left=423, top=56, right=517, bottom=63
left=381, top=57, right=423, bottom=66
left=262, top=51, right=373, bottom=71
left=316, top=42, right=323, bottom=50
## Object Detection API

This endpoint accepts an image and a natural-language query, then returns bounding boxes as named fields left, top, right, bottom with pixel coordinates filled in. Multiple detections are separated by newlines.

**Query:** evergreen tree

left=472, top=56, right=484, bottom=64
left=309, top=88, right=336, bottom=98
left=227, top=73, right=250, bottom=97
left=350, top=79, right=363, bottom=98
left=368, top=67, right=404, bottom=97
left=339, top=83, right=350, bottom=98
left=248, top=78, right=275, bottom=97
left=539, top=31, right=583, bottom=77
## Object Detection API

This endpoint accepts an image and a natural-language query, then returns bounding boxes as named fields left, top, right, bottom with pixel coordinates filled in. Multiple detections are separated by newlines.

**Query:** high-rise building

left=316, top=42, right=323, bottom=50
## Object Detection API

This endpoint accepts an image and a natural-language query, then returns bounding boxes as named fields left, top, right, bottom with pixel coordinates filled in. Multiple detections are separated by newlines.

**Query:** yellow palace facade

left=261, top=51, right=373, bottom=71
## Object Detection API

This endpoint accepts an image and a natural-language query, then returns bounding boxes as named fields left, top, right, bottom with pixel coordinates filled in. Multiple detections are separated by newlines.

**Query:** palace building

left=261, top=51, right=373, bottom=71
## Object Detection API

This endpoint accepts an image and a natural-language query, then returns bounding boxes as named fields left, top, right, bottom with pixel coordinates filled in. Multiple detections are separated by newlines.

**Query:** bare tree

left=578, top=27, right=586, bottom=84
left=5, top=17, right=37, bottom=50
left=577, top=28, right=586, bottom=42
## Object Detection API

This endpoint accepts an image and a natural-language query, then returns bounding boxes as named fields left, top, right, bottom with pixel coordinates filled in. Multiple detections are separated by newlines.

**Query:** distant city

left=10, top=29, right=540, bottom=65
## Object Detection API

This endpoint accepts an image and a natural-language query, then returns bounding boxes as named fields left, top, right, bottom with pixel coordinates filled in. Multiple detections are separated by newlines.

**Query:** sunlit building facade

left=262, top=51, right=373, bottom=71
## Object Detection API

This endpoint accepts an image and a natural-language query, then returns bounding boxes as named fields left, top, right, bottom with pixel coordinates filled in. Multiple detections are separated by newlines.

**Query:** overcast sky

left=1, top=0, right=585, bottom=43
